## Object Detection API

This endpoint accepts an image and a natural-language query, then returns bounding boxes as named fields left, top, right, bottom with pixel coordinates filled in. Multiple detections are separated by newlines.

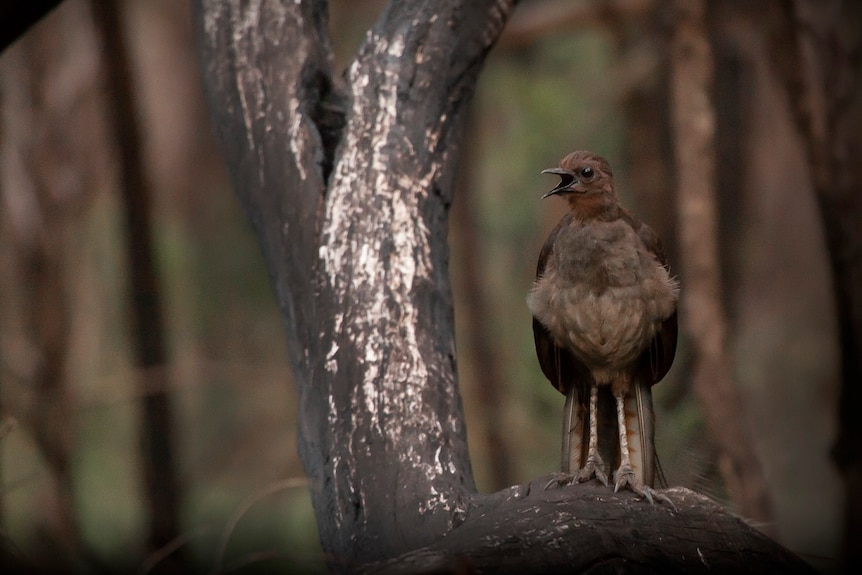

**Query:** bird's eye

left=580, top=166, right=594, bottom=180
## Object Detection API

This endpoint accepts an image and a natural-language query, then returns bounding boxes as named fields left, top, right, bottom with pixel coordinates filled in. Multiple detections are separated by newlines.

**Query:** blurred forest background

left=0, top=0, right=851, bottom=573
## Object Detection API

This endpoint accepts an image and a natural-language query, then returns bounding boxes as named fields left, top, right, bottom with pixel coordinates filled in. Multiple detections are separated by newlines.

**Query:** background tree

left=669, top=0, right=773, bottom=529
left=91, top=0, right=181, bottom=560
left=767, top=0, right=862, bottom=568
left=0, top=15, right=89, bottom=560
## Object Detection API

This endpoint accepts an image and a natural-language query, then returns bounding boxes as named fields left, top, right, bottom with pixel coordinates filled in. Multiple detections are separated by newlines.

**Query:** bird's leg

left=613, top=388, right=636, bottom=489
left=612, top=388, right=674, bottom=507
left=576, top=384, right=608, bottom=486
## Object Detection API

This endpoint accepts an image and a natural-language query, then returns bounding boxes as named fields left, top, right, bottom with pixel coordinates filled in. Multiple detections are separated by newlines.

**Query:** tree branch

left=362, top=479, right=813, bottom=575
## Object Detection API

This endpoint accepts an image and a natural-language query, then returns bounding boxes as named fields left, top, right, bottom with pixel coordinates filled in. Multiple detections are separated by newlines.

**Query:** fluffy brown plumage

left=528, top=150, right=678, bottom=503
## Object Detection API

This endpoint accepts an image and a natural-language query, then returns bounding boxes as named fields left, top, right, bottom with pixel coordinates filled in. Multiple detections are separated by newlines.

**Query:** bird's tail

left=561, top=385, right=583, bottom=474
left=624, top=381, right=656, bottom=487
left=561, top=380, right=657, bottom=487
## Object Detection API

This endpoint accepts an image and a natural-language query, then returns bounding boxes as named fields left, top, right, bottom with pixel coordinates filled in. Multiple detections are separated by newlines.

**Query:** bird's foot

left=613, top=465, right=676, bottom=509
left=576, top=456, right=609, bottom=487
left=543, top=472, right=575, bottom=490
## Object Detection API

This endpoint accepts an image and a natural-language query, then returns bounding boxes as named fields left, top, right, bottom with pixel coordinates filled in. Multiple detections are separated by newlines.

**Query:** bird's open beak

left=541, top=168, right=577, bottom=198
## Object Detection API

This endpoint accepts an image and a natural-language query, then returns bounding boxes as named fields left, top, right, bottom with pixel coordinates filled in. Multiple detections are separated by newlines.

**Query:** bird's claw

left=613, top=465, right=676, bottom=510
left=544, top=472, right=575, bottom=490
left=576, top=458, right=608, bottom=487
left=612, top=464, right=638, bottom=494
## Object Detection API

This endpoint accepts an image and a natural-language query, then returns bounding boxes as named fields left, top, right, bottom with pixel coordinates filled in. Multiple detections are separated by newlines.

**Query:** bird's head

left=541, top=151, right=615, bottom=200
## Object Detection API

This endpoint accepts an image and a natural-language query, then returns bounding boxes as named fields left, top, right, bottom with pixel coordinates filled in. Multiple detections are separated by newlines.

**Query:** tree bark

left=363, top=479, right=810, bottom=575
left=195, top=0, right=812, bottom=572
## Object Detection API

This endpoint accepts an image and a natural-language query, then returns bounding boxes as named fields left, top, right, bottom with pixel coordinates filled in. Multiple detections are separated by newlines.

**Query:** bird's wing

left=532, top=213, right=592, bottom=472
left=532, top=213, right=588, bottom=393
left=622, top=209, right=679, bottom=385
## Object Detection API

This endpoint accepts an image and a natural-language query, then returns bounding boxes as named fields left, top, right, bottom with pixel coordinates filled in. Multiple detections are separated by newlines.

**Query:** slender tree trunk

left=767, top=0, right=862, bottom=568
left=669, top=0, right=774, bottom=528
left=91, top=0, right=180, bottom=556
